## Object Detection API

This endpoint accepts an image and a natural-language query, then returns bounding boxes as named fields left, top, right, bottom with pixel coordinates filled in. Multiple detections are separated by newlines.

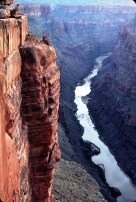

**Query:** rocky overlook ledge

left=0, top=0, right=60, bottom=201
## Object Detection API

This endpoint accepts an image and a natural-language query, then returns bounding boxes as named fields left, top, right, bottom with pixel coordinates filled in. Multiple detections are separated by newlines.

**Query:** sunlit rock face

left=7, top=2, right=135, bottom=200
left=0, top=2, right=60, bottom=202
left=20, top=36, right=61, bottom=202
left=88, top=28, right=136, bottom=184
left=0, top=14, right=29, bottom=202
left=0, top=0, right=13, bottom=5
left=0, top=15, right=27, bottom=62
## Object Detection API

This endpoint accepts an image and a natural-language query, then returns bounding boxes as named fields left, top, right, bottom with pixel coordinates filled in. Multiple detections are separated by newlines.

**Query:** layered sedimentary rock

left=0, top=13, right=29, bottom=202
left=0, top=15, right=27, bottom=62
left=0, top=2, right=60, bottom=202
left=20, top=36, right=61, bottom=202
left=88, top=28, right=136, bottom=183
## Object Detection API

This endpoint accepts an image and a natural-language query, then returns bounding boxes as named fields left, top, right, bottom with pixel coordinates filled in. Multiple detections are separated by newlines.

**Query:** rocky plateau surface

left=20, top=35, right=61, bottom=202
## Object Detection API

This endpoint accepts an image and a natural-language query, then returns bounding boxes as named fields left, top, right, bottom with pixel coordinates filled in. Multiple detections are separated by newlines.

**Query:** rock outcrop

left=88, top=27, right=136, bottom=184
left=20, top=35, right=61, bottom=202
left=0, top=1, right=60, bottom=202
left=0, top=5, right=28, bottom=201
left=53, top=159, right=107, bottom=202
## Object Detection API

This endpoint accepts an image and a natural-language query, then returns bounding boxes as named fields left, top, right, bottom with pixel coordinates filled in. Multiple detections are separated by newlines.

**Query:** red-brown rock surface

left=20, top=35, right=61, bottom=202
left=0, top=15, right=28, bottom=63
left=0, top=14, right=29, bottom=202
left=0, top=0, right=13, bottom=5
left=0, top=7, right=60, bottom=202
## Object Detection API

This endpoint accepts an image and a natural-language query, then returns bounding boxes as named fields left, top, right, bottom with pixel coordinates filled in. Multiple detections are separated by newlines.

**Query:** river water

left=74, top=55, right=136, bottom=202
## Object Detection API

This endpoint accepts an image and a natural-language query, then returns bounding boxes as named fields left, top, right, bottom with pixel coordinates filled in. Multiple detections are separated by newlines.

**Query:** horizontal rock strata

left=20, top=36, right=61, bottom=202
left=0, top=14, right=28, bottom=202
left=0, top=3, right=60, bottom=202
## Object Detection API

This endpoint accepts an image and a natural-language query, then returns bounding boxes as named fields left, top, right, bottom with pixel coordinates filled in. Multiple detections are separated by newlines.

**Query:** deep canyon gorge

left=1, top=0, right=136, bottom=201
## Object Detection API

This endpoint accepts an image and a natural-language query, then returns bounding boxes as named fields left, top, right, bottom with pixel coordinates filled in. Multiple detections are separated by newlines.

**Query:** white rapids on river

left=74, top=54, right=136, bottom=202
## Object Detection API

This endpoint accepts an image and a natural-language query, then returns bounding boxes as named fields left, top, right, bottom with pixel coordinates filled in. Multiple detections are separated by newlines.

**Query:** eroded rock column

left=20, top=36, right=61, bottom=202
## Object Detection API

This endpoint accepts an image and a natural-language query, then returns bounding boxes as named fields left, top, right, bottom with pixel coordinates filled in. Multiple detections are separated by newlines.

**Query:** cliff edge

left=0, top=0, right=60, bottom=201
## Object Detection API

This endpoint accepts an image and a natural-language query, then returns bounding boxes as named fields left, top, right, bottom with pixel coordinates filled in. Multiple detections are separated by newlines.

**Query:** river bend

left=74, top=55, right=136, bottom=202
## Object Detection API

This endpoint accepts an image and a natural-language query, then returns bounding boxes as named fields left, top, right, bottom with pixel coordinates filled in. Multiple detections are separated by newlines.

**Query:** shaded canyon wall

left=20, top=4, right=136, bottom=145
left=20, top=36, right=61, bottom=201
left=88, top=28, right=136, bottom=184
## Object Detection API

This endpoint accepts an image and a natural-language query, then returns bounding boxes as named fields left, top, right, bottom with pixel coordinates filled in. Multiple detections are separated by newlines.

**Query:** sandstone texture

left=0, top=2, right=60, bottom=202
left=20, top=35, right=61, bottom=202
left=0, top=15, right=28, bottom=63
left=0, top=14, right=29, bottom=202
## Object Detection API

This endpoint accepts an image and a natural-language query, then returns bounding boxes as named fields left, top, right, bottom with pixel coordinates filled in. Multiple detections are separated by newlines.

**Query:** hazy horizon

left=15, top=0, right=135, bottom=6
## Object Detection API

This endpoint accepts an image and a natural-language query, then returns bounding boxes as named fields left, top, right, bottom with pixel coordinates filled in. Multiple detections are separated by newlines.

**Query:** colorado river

left=74, top=54, right=136, bottom=202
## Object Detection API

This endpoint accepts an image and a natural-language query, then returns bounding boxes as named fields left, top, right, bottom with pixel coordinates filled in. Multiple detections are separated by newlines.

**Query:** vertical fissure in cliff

left=0, top=0, right=60, bottom=201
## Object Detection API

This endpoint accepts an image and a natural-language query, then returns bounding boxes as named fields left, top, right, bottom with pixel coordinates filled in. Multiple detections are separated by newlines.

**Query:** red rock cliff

left=20, top=36, right=61, bottom=202
left=0, top=2, right=60, bottom=202
left=0, top=12, right=29, bottom=201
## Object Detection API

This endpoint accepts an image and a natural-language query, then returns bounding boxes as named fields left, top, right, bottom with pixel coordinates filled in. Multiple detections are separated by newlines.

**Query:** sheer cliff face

left=88, top=31, right=136, bottom=183
left=0, top=7, right=60, bottom=202
left=20, top=37, right=61, bottom=201
left=0, top=15, right=28, bottom=202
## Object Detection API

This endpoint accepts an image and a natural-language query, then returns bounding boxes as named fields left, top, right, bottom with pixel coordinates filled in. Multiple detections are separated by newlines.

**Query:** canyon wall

left=0, top=4, right=60, bottom=202
left=20, top=36, right=61, bottom=202
left=88, top=28, right=136, bottom=184
left=0, top=14, right=29, bottom=202
left=20, top=5, right=51, bottom=18
left=15, top=3, right=136, bottom=200
left=19, top=4, right=136, bottom=112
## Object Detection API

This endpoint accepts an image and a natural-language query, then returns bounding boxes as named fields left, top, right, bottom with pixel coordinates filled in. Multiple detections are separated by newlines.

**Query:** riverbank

left=74, top=55, right=136, bottom=202
left=87, top=36, right=136, bottom=187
